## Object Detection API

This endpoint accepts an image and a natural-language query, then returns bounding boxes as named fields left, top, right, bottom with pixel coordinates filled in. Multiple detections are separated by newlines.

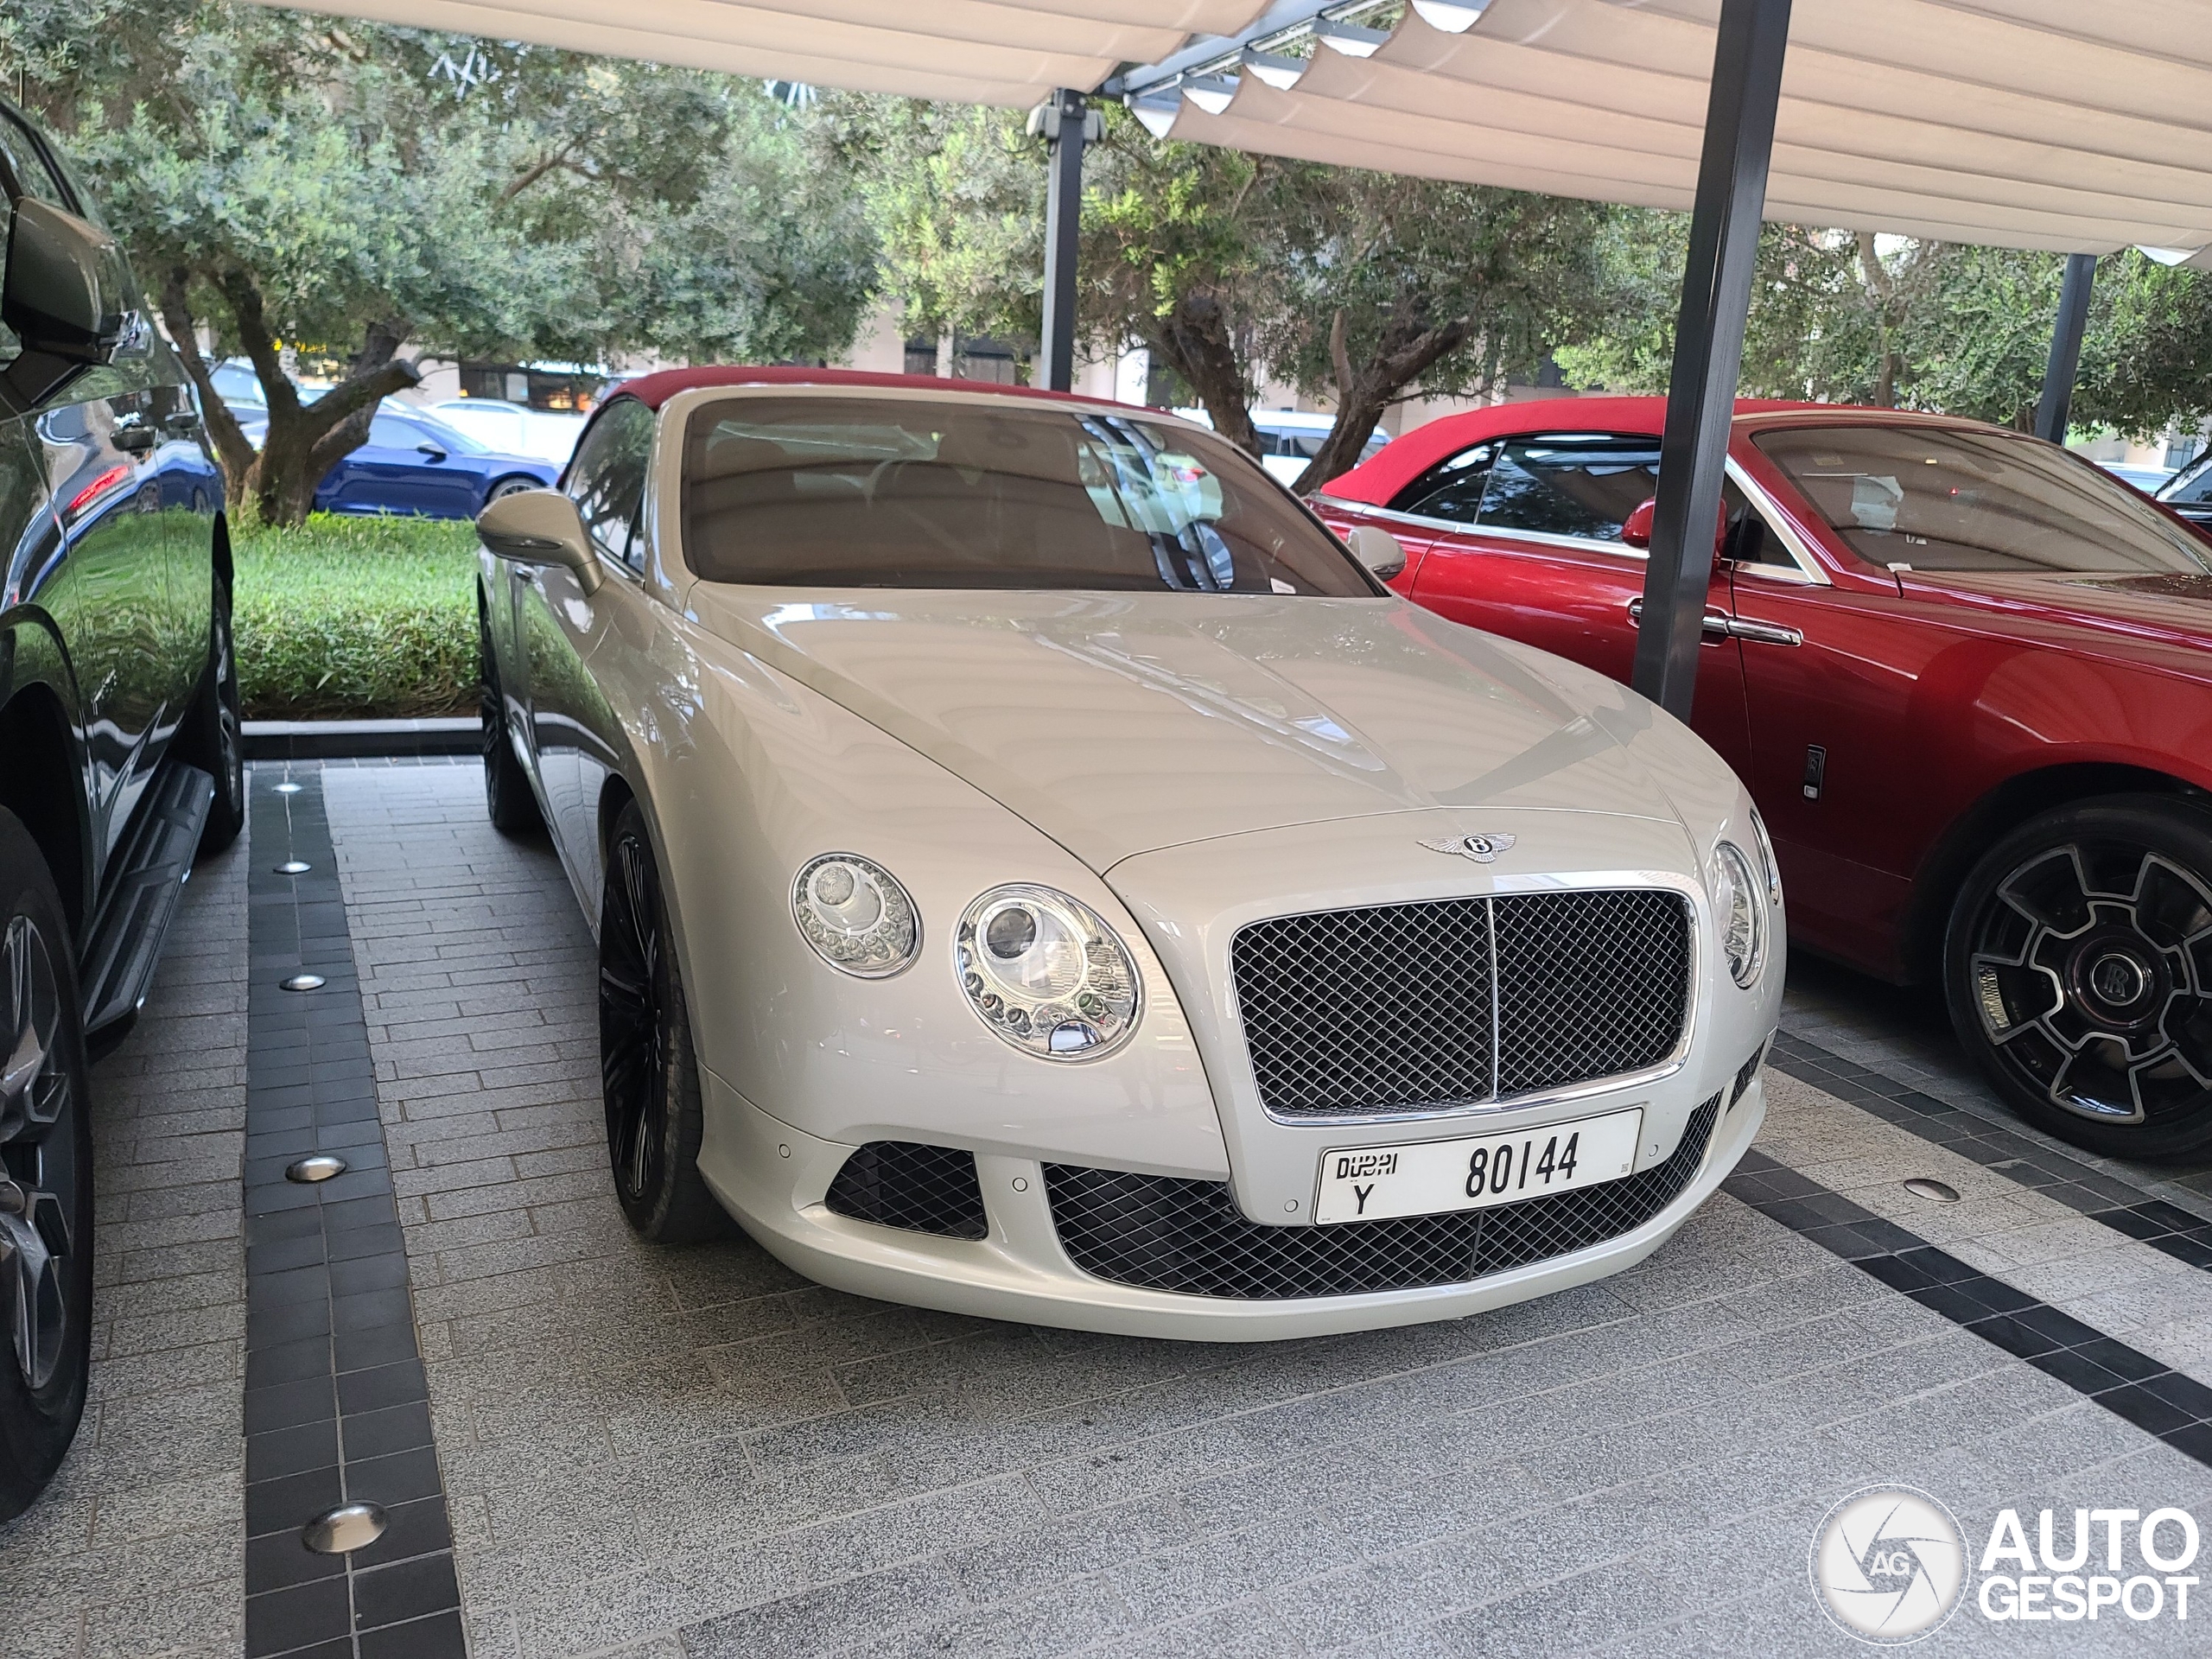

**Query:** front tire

left=598, top=803, right=727, bottom=1243
left=1946, top=794, right=2212, bottom=1159
left=0, top=810, right=94, bottom=1522
left=182, top=566, right=245, bottom=856
left=479, top=600, right=541, bottom=836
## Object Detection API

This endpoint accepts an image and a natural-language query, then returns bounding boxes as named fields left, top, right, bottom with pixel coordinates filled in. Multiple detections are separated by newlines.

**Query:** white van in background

left=428, top=398, right=588, bottom=467
left=1173, top=407, right=1391, bottom=488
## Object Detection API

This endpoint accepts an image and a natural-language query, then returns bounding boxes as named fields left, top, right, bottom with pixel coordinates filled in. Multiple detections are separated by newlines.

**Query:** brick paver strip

left=1725, top=1147, right=2212, bottom=1467
left=1769, top=1030, right=2212, bottom=1269
left=240, top=766, right=463, bottom=1659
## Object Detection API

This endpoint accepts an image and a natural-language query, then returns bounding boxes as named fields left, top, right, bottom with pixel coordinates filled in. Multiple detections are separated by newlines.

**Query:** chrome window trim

left=1328, top=460, right=1829, bottom=588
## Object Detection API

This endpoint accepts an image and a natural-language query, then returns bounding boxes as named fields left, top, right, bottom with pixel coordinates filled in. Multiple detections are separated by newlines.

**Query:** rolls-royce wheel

left=183, top=566, right=245, bottom=855
left=479, top=601, right=542, bottom=835
left=1946, top=795, right=2212, bottom=1159
left=0, top=810, right=94, bottom=1522
left=598, top=803, right=727, bottom=1242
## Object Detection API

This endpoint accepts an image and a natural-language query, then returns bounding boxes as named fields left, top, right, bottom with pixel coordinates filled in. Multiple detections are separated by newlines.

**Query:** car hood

left=682, top=588, right=1696, bottom=873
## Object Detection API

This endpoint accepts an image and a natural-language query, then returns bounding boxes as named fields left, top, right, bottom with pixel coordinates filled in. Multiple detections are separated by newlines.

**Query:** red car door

left=1399, top=429, right=1752, bottom=779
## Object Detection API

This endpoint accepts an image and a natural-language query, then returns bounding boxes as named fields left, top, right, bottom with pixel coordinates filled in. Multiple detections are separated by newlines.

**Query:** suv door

left=1397, top=429, right=1751, bottom=778
left=0, top=111, right=177, bottom=868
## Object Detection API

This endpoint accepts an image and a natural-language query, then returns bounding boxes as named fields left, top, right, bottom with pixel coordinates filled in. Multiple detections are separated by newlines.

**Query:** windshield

left=681, top=396, right=1376, bottom=594
left=1755, top=424, right=2212, bottom=575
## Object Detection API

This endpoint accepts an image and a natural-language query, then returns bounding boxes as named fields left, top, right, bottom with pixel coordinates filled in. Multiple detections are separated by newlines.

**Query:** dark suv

left=0, top=97, right=241, bottom=1517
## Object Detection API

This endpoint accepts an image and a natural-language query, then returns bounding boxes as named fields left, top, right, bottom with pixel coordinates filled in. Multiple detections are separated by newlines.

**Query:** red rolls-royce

left=1314, top=397, right=2212, bottom=1160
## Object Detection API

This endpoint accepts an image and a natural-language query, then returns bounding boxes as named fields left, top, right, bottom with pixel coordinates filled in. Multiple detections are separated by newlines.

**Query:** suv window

left=567, top=399, right=657, bottom=571
left=1478, top=435, right=1662, bottom=543
left=0, top=111, right=69, bottom=209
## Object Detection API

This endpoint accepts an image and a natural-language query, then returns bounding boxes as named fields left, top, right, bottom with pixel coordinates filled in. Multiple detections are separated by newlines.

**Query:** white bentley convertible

left=475, top=368, right=1783, bottom=1339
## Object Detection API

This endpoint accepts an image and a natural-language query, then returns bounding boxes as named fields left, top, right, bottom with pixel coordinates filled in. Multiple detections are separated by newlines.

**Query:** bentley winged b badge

left=1420, top=832, right=1517, bottom=864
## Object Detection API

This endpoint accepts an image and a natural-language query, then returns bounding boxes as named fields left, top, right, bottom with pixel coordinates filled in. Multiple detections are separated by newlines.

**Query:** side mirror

left=1619, top=495, right=1731, bottom=565
left=416, top=442, right=448, bottom=462
left=1344, top=523, right=1408, bottom=582
left=477, top=488, right=601, bottom=595
left=1, top=198, right=134, bottom=410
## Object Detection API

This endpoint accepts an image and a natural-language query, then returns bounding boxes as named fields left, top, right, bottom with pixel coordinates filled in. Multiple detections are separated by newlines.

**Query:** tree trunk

left=1289, top=307, right=1472, bottom=495
left=935, top=328, right=955, bottom=378
left=215, top=269, right=420, bottom=527
left=156, top=269, right=258, bottom=512
left=1144, top=291, right=1260, bottom=459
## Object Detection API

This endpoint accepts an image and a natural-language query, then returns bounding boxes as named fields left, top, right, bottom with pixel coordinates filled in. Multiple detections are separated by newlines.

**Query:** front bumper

left=696, top=1068, right=1768, bottom=1342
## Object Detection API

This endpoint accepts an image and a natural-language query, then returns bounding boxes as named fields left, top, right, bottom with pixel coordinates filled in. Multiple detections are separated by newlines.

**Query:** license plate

left=1313, top=1108, right=1644, bottom=1224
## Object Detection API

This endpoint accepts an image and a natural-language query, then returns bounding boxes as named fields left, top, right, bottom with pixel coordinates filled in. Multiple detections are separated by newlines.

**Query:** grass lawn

left=234, top=514, right=479, bottom=721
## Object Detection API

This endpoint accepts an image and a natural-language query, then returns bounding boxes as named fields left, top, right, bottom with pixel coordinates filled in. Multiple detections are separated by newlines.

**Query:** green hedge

left=234, top=514, right=479, bottom=721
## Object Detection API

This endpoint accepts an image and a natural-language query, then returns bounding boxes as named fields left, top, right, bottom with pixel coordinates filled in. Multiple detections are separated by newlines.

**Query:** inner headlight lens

left=1712, top=841, right=1764, bottom=988
left=957, top=885, right=1140, bottom=1059
left=791, top=854, right=918, bottom=977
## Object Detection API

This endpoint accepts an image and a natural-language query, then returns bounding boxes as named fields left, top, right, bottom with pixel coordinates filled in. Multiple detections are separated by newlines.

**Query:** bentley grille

left=1045, top=1096, right=1720, bottom=1300
left=1230, top=888, right=1693, bottom=1119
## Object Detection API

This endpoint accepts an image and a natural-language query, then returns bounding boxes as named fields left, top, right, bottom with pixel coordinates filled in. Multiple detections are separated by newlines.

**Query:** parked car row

left=230, top=403, right=558, bottom=518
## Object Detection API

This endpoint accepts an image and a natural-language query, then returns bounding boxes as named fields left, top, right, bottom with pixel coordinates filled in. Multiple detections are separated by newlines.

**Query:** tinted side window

left=1389, top=442, right=1495, bottom=523
left=566, top=399, right=657, bottom=570
left=369, top=415, right=419, bottom=449
left=2165, top=454, right=2212, bottom=505
left=0, top=112, right=69, bottom=208
left=1478, top=435, right=1662, bottom=543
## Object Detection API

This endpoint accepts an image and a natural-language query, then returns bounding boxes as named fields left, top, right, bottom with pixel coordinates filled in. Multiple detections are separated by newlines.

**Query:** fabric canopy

left=245, top=0, right=1272, bottom=107
left=1136, top=0, right=2212, bottom=260
left=245, top=0, right=2212, bottom=262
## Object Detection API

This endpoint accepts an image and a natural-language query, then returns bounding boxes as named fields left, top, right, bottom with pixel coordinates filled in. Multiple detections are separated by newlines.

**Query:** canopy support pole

left=1038, top=89, right=1090, bottom=393
left=1632, top=0, right=1792, bottom=722
left=2034, top=252, right=2097, bottom=445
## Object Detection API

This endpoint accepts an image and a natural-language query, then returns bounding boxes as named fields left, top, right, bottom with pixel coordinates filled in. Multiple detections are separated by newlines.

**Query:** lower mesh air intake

left=1044, top=1096, right=1721, bottom=1300
left=824, top=1141, right=988, bottom=1240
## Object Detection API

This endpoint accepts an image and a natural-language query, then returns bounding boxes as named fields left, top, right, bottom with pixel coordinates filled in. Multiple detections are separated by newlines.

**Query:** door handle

left=1725, top=617, right=1804, bottom=647
left=1625, top=598, right=1802, bottom=647
left=1625, top=597, right=1732, bottom=641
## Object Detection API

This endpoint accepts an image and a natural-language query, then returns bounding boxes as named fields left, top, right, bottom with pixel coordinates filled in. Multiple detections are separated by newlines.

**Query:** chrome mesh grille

left=1231, top=889, right=1691, bottom=1118
left=1045, top=1096, right=1720, bottom=1300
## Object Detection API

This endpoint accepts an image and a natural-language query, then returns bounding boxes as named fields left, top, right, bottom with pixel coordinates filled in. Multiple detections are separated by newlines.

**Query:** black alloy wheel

left=479, top=601, right=542, bottom=835
left=597, top=803, right=726, bottom=1243
left=0, top=811, right=94, bottom=1522
left=1948, top=795, right=2212, bottom=1159
left=187, top=567, right=245, bottom=855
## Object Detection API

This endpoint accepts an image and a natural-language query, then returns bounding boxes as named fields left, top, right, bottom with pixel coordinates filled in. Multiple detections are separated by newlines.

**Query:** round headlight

left=957, top=885, right=1141, bottom=1060
left=1711, top=841, right=1764, bottom=988
left=791, top=854, right=918, bottom=977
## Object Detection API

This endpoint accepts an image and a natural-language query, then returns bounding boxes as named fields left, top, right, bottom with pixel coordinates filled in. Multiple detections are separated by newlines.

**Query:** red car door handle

left=1624, top=598, right=1802, bottom=647
left=1625, top=597, right=1732, bottom=640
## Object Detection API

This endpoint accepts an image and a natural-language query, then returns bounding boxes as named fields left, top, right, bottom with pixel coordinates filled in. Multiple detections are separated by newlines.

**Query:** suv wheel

left=185, top=567, right=245, bottom=855
left=1947, top=794, right=2212, bottom=1159
left=0, top=810, right=94, bottom=1522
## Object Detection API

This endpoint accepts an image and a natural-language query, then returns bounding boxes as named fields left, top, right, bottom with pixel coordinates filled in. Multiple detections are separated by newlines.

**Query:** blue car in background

left=236, top=403, right=559, bottom=518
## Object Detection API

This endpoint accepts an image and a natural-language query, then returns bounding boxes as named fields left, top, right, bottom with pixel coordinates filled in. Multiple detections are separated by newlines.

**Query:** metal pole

left=1631, top=0, right=1792, bottom=722
left=2034, top=252, right=2097, bottom=445
left=1039, top=88, right=1088, bottom=393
